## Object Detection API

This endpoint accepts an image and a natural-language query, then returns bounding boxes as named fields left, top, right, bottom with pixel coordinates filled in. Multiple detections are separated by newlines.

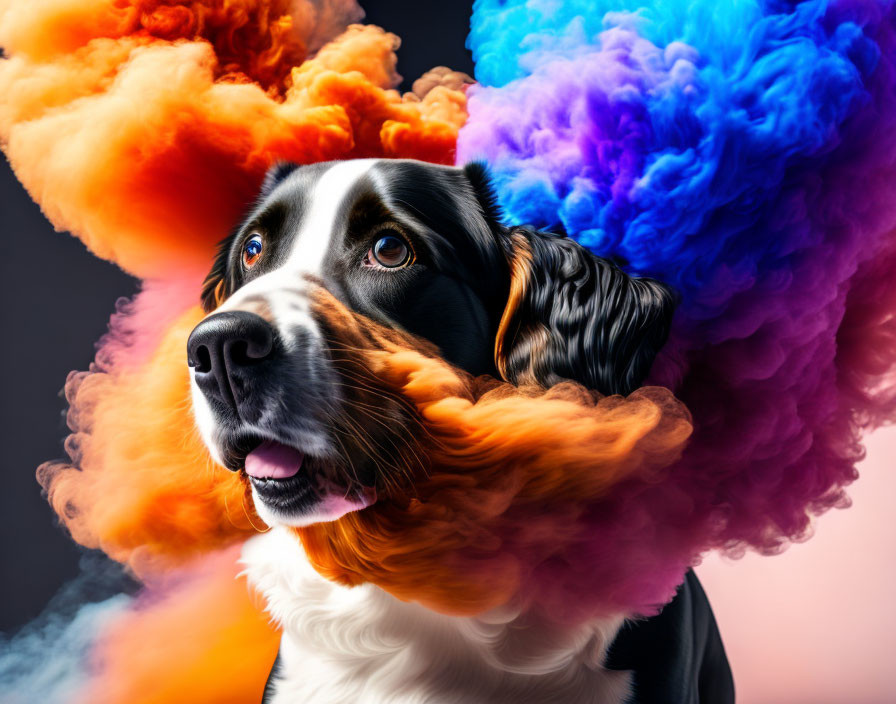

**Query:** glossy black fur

left=500, top=225, right=676, bottom=395
left=607, top=570, right=735, bottom=704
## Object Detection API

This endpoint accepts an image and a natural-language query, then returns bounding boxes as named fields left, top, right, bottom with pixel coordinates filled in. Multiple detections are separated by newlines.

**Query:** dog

left=186, top=159, right=734, bottom=703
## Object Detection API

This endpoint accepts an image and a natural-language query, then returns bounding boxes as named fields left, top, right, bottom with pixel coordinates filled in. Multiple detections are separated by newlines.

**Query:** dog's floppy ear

left=495, top=227, right=677, bottom=396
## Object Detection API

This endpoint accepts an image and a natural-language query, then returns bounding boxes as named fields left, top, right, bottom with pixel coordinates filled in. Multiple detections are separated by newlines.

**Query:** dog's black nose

left=187, top=311, right=275, bottom=415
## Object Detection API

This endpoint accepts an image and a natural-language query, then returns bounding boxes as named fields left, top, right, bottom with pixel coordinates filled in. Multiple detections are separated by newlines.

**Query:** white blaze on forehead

left=285, top=158, right=378, bottom=274
left=214, top=159, right=379, bottom=330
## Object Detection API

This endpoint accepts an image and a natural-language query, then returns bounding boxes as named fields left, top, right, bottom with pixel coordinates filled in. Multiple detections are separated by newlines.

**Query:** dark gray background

left=0, top=0, right=475, bottom=634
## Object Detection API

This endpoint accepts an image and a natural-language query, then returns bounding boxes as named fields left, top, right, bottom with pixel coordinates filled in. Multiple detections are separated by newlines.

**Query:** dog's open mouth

left=242, top=440, right=377, bottom=526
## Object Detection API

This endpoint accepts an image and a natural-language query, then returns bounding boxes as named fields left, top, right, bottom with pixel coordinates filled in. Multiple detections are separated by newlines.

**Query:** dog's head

left=187, top=159, right=677, bottom=531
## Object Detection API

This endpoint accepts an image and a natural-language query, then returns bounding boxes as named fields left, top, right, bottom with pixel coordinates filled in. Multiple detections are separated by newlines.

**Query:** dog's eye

left=242, top=234, right=263, bottom=269
left=365, top=233, right=411, bottom=269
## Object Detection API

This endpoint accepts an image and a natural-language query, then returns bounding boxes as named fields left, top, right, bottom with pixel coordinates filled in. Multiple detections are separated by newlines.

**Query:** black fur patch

left=498, top=225, right=677, bottom=396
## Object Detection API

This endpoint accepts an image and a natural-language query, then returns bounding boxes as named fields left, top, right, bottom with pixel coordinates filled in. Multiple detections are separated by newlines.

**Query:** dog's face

left=187, top=159, right=676, bottom=529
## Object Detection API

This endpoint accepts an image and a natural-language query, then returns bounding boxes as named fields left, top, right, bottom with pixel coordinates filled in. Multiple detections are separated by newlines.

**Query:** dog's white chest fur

left=242, top=528, right=631, bottom=704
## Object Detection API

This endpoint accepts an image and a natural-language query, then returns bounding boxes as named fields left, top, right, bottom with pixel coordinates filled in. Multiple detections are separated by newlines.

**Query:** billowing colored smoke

left=459, top=0, right=896, bottom=557
left=3, top=0, right=896, bottom=701
left=0, top=555, right=132, bottom=703
left=0, top=550, right=278, bottom=704
left=0, top=0, right=468, bottom=279
left=74, top=548, right=279, bottom=704
left=37, top=297, right=257, bottom=575
left=18, top=264, right=275, bottom=703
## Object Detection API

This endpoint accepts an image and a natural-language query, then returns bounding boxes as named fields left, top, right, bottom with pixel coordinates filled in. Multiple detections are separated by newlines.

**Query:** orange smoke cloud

left=77, top=547, right=279, bottom=704
left=37, top=303, right=259, bottom=576
left=0, top=0, right=468, bottom=279
left=0, top=0, right=362, bottom=81
left=298, top=293, right=694, bottom=617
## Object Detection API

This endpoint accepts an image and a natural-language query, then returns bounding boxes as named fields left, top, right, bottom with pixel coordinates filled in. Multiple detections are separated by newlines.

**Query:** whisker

left=326, top=369, right=436, bottom=428
left=340, top=403, right=430, bottom=478
left=329, top=396, right=429, bottom=491
left=328, top=379, right=439, bottom=451
left=329, top=428, right=362, bottom=486
left=332, top=411, right=411, bottom=480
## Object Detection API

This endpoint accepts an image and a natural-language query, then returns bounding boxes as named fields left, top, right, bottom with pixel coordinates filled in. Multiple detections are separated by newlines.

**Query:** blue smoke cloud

left=0, top=555, right=133, bottom=704
left=459, top=0, right=896, bottom=558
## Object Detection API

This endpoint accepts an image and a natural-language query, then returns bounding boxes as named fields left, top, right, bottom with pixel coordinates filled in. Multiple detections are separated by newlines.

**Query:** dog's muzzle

left=186, top=307, right=377, bottom=526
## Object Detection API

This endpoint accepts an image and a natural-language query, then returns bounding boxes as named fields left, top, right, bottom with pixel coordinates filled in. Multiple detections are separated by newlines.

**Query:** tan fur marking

left=213, top=279, right=227, bottom=308
left=494, top=233, right=533, bottom=381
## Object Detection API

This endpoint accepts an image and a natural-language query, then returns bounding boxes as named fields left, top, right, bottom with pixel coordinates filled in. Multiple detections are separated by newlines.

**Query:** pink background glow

left=697, top=427, right=896, bottom=704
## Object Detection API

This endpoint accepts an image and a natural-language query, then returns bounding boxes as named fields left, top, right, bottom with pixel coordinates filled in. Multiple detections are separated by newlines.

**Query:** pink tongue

left=244, top=441, right=303, bottom=480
